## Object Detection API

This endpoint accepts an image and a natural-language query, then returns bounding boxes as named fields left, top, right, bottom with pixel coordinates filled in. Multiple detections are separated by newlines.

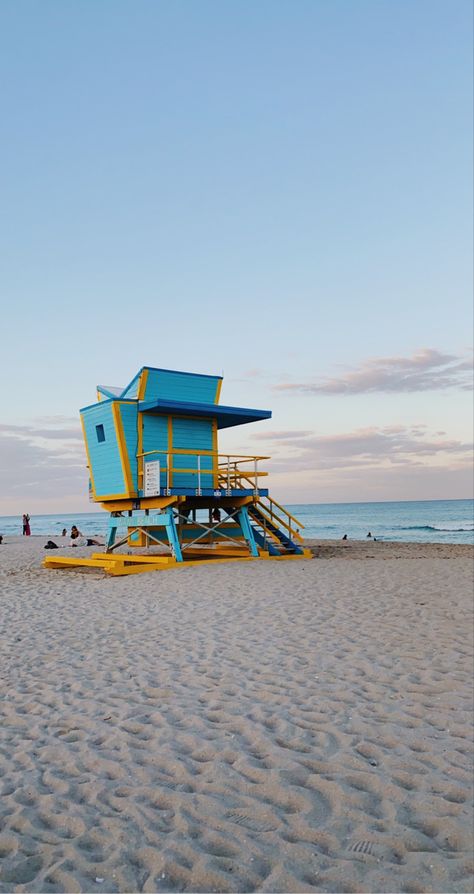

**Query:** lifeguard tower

left=44, top=366, right=310, bottom=575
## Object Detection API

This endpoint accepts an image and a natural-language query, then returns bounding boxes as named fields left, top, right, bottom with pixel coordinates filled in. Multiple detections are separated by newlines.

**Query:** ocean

left=1, top=499, right=472, bottom=545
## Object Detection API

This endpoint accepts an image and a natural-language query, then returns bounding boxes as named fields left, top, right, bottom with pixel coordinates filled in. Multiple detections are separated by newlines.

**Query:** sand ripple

left=0, top=538, right=473, bottom=892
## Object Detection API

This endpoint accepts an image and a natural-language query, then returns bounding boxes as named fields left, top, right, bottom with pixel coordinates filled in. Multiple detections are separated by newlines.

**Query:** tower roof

left=139, top=397, right=271, bottom=429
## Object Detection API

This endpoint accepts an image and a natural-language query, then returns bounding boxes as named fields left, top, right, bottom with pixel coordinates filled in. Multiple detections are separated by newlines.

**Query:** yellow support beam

left=92, top=552, right=173, bottom=564
left=43, top=547, right=312, bottom=576
left=43, top=556, right=119, bottom=570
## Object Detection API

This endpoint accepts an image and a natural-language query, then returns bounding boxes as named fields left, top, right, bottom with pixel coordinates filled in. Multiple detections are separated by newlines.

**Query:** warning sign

left=144, top=460, right=160, bottom=497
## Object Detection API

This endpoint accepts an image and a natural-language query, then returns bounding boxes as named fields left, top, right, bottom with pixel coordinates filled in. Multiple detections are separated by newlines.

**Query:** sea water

left=287, top=499, right=473, bottom=544
left=0, top=499, right=472, bottom=544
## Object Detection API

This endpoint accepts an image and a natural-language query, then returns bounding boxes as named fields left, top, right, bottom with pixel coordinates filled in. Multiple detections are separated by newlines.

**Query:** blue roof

left=139, top=398, right=271, bottom=429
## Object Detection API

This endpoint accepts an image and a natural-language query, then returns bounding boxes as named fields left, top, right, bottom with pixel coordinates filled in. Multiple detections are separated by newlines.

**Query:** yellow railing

left=137, top=450, right=269, bottom=492
left=252, top=496, right=305, bottom=543
left=216, top=455, right=270, bottom=491
left=135, top=451, right=305, bottom=542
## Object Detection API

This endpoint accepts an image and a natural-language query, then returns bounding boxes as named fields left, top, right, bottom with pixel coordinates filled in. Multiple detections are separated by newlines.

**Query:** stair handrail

left=264, top=495, right=305, bottom=530
left=252, top=499, right=305, bottom=543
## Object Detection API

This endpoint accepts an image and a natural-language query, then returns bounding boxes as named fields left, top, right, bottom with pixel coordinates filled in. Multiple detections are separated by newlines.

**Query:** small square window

left=96, top=424, right=105, bottom=443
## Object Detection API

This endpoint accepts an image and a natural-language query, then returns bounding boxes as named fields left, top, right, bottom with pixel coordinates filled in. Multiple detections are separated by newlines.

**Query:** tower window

left=96, top=424, right=105, bottom=443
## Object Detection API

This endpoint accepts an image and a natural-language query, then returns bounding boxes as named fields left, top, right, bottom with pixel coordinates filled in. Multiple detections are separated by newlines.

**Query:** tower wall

left=143, top=369, right=221, bottom=404
left=81, top=402, right=127, bottom=499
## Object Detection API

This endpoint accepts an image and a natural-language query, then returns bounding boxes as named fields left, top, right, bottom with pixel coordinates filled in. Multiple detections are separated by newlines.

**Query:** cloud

left=274, top=349, right=473, bottom=394
left=250, top=425, right=473, bottom=474
left=33, top=415, right=80, bottom=425
left=249, top=424, right=473, bottom=503
left=0, top=421, right=87, bottom=507
left=252, top=430, right=314, bottom=440
left=0, top=422, right=82, bottom=441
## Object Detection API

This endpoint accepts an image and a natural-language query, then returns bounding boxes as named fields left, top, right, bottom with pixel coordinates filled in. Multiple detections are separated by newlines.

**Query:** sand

left=0, top=536, right=473, bottom=894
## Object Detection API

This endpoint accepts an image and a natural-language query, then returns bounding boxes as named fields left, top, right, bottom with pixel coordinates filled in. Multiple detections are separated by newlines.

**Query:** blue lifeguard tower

left=45, top=366, right=310, bottom=574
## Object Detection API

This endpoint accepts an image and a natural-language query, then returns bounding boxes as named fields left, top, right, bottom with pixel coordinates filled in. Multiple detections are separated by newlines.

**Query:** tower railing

left=135, top=451, right=305, bottom=540
left=137, top=450, right=270, bottom=493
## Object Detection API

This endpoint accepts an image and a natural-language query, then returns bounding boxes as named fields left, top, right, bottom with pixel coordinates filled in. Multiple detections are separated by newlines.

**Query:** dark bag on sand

left=44, top=540, right=59, bottom=549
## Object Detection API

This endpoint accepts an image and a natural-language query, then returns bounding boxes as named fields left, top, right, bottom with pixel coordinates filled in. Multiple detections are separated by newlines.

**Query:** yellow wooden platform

left=43, top=546, right=312, bottom=576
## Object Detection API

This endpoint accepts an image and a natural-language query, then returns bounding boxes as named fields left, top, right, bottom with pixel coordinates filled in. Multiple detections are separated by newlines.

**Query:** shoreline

left=0, top=531, right=474, bottom=555
left=0, top=533, right=474, bottom=562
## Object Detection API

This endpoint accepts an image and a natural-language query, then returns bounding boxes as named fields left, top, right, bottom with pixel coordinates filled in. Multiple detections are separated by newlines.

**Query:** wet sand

left=0, top=536, right=473, bottom=893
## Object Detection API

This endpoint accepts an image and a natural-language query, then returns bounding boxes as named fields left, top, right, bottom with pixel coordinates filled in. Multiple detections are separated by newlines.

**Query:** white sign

left=144, top=460, right=161, bottom=496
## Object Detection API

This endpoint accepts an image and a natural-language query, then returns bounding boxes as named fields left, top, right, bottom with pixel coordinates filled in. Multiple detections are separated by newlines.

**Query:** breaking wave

left=398, top=524, right=473, bottom=532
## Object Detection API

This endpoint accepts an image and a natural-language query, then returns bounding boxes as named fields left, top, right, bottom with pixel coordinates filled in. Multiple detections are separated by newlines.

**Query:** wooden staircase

left=247, top=497, right=307, bottom=556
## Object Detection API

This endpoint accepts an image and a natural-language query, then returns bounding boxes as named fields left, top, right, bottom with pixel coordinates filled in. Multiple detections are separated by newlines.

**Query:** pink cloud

left=274, top=348, right=473, bottom=394
left=252, top=425, right=472, bottom=474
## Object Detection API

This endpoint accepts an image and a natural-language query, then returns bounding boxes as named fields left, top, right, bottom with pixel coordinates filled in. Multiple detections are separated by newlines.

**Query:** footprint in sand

left=225, top=809, right=279, bottom=833
left=345, top=838, right=406, bottom=873
left=0, top=855, right=43, bottom=885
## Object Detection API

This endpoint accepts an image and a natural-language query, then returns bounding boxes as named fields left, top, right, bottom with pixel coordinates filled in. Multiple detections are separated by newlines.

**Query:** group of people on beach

left=44, top=525, right=104, bottom=549
left=1, top=515, right=104, bottom=549
left=0, top=519, right=104, bottom=548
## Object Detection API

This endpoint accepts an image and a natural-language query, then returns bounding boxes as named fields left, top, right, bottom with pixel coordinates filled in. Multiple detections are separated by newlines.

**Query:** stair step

left=248, top=504, right=304, bottom=556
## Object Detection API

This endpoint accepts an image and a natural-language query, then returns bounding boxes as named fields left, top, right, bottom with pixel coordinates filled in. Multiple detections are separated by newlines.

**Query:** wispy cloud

left=0, top=423, right=82, bottom=441
left=274, top=349, right=473, bottom=394
left=253, top=430, right=314, bottom=440
left=250, top=425, right=473, bottom=473
left=0, top=422, right=87, bottom=507
left=33, top=415, right=81, bottom=426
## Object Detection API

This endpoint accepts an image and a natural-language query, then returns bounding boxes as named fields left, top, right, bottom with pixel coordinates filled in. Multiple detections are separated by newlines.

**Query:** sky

left=0, top=0, right=472, bottom=514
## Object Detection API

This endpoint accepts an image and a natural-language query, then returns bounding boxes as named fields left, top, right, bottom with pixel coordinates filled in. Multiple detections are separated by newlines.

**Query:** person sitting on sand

left=70, top=526, right=102, bottom=547
left=342, top=534, right=348, bottom=540
left=366, top=531, right=372, bottom=538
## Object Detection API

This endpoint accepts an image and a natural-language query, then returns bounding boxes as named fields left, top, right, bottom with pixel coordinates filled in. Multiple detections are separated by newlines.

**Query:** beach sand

left=0, top=536, right=472, bottom=893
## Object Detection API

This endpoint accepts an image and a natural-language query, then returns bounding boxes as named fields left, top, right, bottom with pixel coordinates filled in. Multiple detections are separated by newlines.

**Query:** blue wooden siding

left=144, top=369, right=220, bottom=404
left=172, top=417, right=214, bottom=451
left=172, top=455, right=214, bottom=470
left=141, top=414, right=215, bottom=489
left=171, top=416, right=214, bottom=488
left=118, top=403, right=139, bottom=492
left=81, top=403, right=126, bottom=497
left=143, top=414, right=169, bottom=455
left=171, top=454, right=213, bottom=489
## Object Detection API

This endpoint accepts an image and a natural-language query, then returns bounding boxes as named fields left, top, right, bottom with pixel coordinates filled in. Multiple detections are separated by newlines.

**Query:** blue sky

left=0, top=0, right=472, bottom=513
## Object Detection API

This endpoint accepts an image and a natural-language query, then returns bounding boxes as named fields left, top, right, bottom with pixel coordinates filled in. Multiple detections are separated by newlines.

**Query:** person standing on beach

left=22, top=514, right=31, bottom=536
